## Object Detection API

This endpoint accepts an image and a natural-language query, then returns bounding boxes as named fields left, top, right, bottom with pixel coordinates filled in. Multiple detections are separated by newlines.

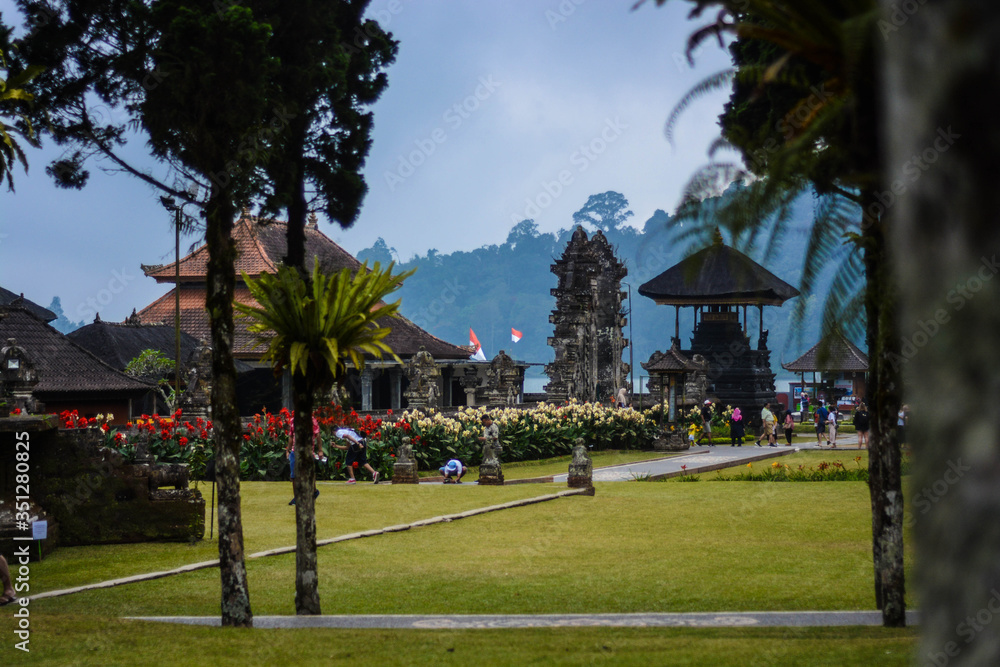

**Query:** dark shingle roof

left=641, top=346, right=702, bottom=373
left=782, top=333, right=869, bottom=372
left=0, top=286, right=56, bottom=322
left=67, top=317, right=201, bottom=371
left=0, top=306, right=153, bottom=396
left=638, top=238, right=800, bottom=306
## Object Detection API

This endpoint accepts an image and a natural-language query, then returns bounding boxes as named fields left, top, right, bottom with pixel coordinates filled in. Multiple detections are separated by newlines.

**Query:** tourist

left=286, top=415, right=322, bottom=505
left=783, top=409, right=795, bottom=446
left=815, top=402, right=830, bottom=446
left=853, top=402, right=870, bottom=449
left=757, top=402, right=776, bottom=447
left=800, top=392, right=810, bottom=423
left=333, top=426, right=380, bottom=484
left=696, top=400, right=714, bottom=446
left=616, top=386, right=630, bottom=409
left=439, top=458, right=466, bottom=483
left=478, top=413, right=501, bottom=454
left=0, top=554, right=16, bottom=606
left=897, top=404, right=909, bottom=446
left=828, top=404, right=839, bottom=447
left=730, top=407, right=745, bottom=446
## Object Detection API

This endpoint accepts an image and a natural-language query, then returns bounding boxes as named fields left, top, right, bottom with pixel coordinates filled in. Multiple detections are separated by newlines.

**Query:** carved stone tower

left=545, top=226, right=629, bottom=403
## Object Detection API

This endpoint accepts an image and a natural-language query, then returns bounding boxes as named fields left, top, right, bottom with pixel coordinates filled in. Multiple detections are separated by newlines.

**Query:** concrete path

left=548, top=432, right=865, bottom=483
left=128, top=610, right=919, bottom=629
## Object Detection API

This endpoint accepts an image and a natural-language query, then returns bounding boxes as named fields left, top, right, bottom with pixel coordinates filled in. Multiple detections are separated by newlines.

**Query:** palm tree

left=237, top=257, right=414, bottom=614
left=0, top=49, right=43, bottom=190
left=650, top=0, right=905, bottom=626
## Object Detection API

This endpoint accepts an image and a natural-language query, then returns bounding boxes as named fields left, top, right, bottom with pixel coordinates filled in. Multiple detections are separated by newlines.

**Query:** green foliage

left=124, top=349, right=175, bottom=378
left=711, top=456, right=869, bottom=482
left=237, top=258, right=415, bottom=387
left=0, top=45, right=43, bottom=191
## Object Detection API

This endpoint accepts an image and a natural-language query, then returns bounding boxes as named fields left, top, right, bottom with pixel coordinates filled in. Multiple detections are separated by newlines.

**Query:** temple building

left=136, top=211, right=520, bottom=413
left=782, top=332, right=868, bottom=408
left=545, top=227, right=629, bottom=404
left=638, top=231, right=799, bottom=431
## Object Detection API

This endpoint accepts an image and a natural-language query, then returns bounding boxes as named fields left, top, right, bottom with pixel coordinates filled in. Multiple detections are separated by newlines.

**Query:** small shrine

left=638, top=231, right=799, bottom=432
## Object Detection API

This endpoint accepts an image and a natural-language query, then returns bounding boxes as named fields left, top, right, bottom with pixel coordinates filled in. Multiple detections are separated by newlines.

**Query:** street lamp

left=160, top=188, right=198, bottom=403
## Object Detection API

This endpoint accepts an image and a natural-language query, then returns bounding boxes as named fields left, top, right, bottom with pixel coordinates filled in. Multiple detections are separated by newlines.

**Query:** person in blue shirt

left=439, top=459, right=466, bottom=483
left=815, top=403, right=830, bottom=446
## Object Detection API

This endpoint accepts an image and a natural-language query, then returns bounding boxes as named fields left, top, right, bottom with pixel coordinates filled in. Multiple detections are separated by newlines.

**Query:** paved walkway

left=128, top=610, right=918, bottom=629
left=548, top=431, right=865, bottom=483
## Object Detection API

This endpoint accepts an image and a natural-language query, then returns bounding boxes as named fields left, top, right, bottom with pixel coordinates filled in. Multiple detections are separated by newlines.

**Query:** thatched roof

left=641, top=346, right=702, bottom=374
left=782, top=333, right=869, bottom=373
left=638, top=236, right=800, bottom=306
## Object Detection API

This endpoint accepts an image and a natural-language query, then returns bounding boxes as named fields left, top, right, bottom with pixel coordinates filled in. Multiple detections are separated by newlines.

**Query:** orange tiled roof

left=143, top=215, right=362, bottom=283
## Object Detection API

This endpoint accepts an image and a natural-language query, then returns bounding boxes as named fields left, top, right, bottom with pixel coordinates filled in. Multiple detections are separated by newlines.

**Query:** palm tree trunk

left=292, top=373, right=321, bottom=614
left=883, top=0, right=1000, bottom=658
left=205, top=194, right=253, bottom=627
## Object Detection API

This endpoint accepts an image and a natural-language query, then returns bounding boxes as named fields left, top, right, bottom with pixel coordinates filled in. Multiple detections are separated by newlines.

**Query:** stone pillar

left=391, top=437, right=419, bottom=484
left=460, top=367, right=480, bottom=406
left=477, top=441, right=504, bottom=485
left=390, top=367, right=402, bottom=411
left=567, top=438, right=593, bottom=490
left=360, top=368, right=374, bottom=412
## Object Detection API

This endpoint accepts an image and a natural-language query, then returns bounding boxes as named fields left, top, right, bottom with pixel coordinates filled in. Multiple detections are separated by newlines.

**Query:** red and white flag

left=469, top=328, right=486, bottom=361
left=511, top=327, right=523, bottom=343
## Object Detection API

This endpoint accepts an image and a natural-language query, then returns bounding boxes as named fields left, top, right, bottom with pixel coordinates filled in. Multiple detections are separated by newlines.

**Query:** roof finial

left=712, top=227, right=724, bottom=245
left=307, top=211, right=318, bottom=229
left=241, top=206, right=251, bottom=219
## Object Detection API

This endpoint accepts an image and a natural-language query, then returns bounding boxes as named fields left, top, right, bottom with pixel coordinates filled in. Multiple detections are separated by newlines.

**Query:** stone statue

left=404, top=346, right=440, bottom=409
left=392, top=436, right=419, bottom=484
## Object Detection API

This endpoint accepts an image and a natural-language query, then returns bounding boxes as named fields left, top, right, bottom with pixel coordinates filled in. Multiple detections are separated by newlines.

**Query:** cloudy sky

left=0, top=0, right=732, bottom=325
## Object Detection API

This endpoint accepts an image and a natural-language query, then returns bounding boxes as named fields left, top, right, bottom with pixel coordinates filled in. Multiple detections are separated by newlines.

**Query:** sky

left=0, top=0, right=733, bottom=326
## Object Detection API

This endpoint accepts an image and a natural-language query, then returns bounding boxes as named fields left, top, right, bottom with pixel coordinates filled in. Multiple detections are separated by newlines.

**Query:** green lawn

left=670, top=450, right=871, bottom=480
left=423, top=449, right=679, bottom=481
left=16, top=476, right=919, bottom=665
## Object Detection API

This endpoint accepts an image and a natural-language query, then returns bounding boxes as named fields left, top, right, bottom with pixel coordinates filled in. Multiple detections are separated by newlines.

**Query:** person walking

left=696, top=400, right=714, bottom=446
left=757, top=403, right=776, bottom=447
left=853, top=402, right=871, bottom=449
left=783, top=409, right=795, bottom=446
left=827, top=404, right=839, bottom=448
left=730, top=407, right=745, bottom=446
left=333, top=426, right=380, bottom=484
left=815, top=402, right=829, bottom=446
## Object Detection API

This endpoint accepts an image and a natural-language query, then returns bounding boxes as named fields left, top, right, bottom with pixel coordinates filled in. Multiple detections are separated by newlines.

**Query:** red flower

left=78, top=417, right=89, bottom=428
left=387, top=409, right=393, bottom=416
left=179, top=436, right=189, bottom=447
left=12, top=407, right=21, bottom=415
left=101, top=423, right=111, bottom=433
left=335, top=462, right=341, bottom=469
left=200, top=429, right=208, bottom=439
left=161, top=430, right=170, bottom=441
left=243, top=434, right=251, bottom=441
left=352, top=461, right=359, bottom=468
left=206, top=421, right=213, bottom=430
left=173, top=408, right=183, bottom=418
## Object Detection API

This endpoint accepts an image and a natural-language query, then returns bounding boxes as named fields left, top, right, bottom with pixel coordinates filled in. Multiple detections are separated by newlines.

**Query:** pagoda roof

left=641, top=344, right=702, bottom=374
left=0, top=306, right=153, bottom=396
left=638, top=236, right=800, bottom=306
left=782, top=333, right=869, bottom=373
left=142, top=214, right=362, bottom=283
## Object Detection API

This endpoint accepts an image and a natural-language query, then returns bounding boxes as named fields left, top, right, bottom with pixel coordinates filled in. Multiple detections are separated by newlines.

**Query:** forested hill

left=358, top=190, right=850, bottom=385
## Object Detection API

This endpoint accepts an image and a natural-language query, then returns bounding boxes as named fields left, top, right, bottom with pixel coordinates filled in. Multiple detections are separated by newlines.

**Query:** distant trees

left=572, top=191, right=634, bottom=233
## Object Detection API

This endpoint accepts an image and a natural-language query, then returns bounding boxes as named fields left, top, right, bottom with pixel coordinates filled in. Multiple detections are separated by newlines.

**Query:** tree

left=882, top=1, right=998, bottom=658
left=652, top=0, right=905, bottom=625
left=572, top=191, right=634, bottom=233
left=0, top=31, right=43, bottom=190
left=236, top=257, right=414, bottom=613
left=124, top=349, right=178, bottom=412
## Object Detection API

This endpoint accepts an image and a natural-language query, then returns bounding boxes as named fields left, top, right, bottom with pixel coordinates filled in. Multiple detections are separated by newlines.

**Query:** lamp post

left=160, top=194, right=193, bottom=403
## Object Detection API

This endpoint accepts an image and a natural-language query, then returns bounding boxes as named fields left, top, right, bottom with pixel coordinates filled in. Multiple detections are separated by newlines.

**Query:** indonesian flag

left=469, top=328, right=487, bottom=361
left=511, top=327, right=523, bottom=343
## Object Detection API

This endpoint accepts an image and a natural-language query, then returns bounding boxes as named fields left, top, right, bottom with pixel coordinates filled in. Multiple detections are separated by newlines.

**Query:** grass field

left=420, top=449, right=680, bottom=481
left=8, top=472, right=920, bottom=665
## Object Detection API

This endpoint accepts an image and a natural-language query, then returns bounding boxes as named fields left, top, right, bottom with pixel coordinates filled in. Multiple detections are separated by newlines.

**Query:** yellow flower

left=746, top=463, right=752, bottom=468
left=772, top=461, right=780, bottom=468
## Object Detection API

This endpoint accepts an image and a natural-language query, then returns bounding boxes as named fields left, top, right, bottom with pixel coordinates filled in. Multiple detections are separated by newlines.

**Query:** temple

left=638, top=231, right=799, bottom=431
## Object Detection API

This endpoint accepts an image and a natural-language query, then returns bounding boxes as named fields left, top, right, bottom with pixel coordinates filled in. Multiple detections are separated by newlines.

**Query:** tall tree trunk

left=205, top=194, right=253, bottom=627
left=862, top=193, right=905, bottom=627
left=883, top=0, right=1000, bottom=659
left=291, top=373, right=321, bottom=614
